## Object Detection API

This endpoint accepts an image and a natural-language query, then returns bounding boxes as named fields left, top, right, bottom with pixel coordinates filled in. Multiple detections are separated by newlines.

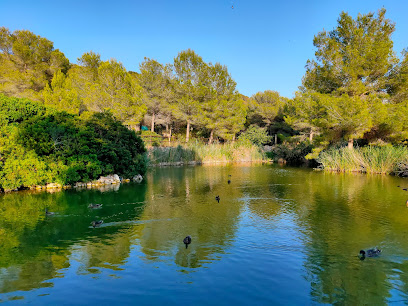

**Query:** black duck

left=88, top=203, right=103, bottom=209
left=45, top=208, right=55, bottom=216
left=359, top=248, right=381, bottom=259
left=183, top=235, right=192, bottom=249
left=91, top=220, right=104, bottom=228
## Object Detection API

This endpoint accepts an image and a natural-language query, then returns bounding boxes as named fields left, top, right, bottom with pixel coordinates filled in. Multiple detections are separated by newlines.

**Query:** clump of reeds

left=147, top=140, right=267, bottom=165
left=317, top=146, right=408, bottom=175
left=148, top=145, right=197, bottom=164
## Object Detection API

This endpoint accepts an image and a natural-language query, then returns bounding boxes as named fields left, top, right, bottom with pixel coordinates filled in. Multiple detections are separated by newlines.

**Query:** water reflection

left=138, top=166, right=244, bottom=269
left=0, top=183, right=148, bottom=295
left=1, top=165, right=408, bottom=304
left=286, top=171, right=408, bottom=304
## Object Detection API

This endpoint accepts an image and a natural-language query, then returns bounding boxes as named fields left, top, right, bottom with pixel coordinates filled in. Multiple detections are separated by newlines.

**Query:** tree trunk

left=208, top=129, right=214, bottom=144
left=186, top=120, right=190, bottom=143
left=232, top=134, right=236, bottom=143
left=274, top=134, right=278, bottom=145
left=169, top=125, right=172, bottom=145
left=348, top=138, right=354, bottom=149
left=309, top=130, right=314, bottom=142
left=151, top=113, right=155, bottom=132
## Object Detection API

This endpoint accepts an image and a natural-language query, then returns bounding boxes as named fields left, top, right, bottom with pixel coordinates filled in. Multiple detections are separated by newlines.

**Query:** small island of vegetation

left=0, top=8, right=407, bottom=192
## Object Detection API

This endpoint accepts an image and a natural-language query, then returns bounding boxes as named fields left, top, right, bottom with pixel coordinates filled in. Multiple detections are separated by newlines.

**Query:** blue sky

left=1, top=0, right=407, bottom=98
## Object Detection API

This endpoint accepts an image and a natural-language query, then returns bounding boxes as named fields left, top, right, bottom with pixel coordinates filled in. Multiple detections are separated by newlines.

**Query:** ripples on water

left=1, top=164, right=408, bottom=304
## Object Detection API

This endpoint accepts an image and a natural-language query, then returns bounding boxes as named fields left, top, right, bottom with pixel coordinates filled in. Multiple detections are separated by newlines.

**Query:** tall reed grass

left=148, top=140, right=267, bottom=165
left=317, top=146, right=408, bottom=175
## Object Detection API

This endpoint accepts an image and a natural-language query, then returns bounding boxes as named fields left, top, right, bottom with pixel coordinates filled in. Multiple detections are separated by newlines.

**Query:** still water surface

left=1, top=164, right=408, bottom=304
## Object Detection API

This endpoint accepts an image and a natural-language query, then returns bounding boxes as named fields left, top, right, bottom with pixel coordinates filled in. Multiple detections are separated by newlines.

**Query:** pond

left=1, top=164, right=408, bottom=304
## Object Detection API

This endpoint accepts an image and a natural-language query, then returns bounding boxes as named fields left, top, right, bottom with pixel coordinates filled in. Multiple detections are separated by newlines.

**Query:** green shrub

left=140, top=130, right=163, bottom=147
left=84, top=112, right=146, bottom=179
left=268, top=142, right=313, bottom=165
left=0, top=96, right=147, bottom=190
left=0, top=94, right=51, bottom=124
left=0, top=149, right=51, bottom=190
left=238, top=125, right=271, bottom=146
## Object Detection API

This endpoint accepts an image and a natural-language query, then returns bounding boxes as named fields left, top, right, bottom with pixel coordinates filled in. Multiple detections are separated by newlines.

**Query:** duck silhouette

left=215, top=195, right=220, bottom=203
left=228, top=174, right=231, bottom=184
left=45, top=208, right=55, bottom=216
left=88, top=203, right=103, bottom=209
left=183, top=235, right=192, bottom=249
left=91, top=220, right=103, bottom=228
left=359, top=248, right=381, bottom=260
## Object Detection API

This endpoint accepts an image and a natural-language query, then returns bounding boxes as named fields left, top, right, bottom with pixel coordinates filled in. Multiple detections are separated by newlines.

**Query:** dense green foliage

left=140, top=130, right=163, bottom=147
left=238, top=125, right=271, bottom=146
left=0, top=28, right=69, bottom=101
left=267, top=142, right=314, bottom=166
left=292, top=9, right=408, bottom=149
left=303, top=9, right=396, bottom=97
left=1, top=8, right=408, bottom=178
left=0, top=95, right=146, bottom=190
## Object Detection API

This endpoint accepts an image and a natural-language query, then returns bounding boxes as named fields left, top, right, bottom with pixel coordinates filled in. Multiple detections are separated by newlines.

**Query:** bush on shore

left=266, top=142, right=313, bottom=166
left=238, top=125, right=271, bottom=147
left=140, top=130, right=163, bottom=147
left=0, top=94, right=146, bottom=191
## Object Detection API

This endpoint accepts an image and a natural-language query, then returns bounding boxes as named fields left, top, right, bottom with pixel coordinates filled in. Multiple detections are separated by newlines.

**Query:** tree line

left=288, top=8, right=408, bottom=151
left=1, top=8, right=407, bottom=150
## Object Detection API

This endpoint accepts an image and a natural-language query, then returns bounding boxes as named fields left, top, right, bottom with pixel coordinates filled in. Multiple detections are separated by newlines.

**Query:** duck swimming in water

left=215, top=195, right=220, bottom=203
left=359, top=248, right=381, bottom=260
left=45, top=208, right=55, bottom=216
left=91, top=220, right=103, bottom=228
left=88, top=203, right=103, bottom=209
left=183, top=235, right=192, bottom=249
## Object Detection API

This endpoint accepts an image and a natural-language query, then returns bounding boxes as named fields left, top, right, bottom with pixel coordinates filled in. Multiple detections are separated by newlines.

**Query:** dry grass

left=148, top=140, right=267, bottom=165
left=317, top=146, right=408, bottom=175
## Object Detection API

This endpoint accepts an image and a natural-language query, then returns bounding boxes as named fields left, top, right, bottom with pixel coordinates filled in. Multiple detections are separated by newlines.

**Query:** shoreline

left=0, top=161, right=271, bottom=194
left=149, top=159, right=270, bottom=167
left=3, top=158, right=407, bottom=195
left=315, top=167, right=408, bottom=177
left=0, top=174, right=143, bottom=194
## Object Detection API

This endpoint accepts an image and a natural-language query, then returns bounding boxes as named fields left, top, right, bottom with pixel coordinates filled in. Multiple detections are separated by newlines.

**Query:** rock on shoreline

left=1, top=173, right=143, bottom=193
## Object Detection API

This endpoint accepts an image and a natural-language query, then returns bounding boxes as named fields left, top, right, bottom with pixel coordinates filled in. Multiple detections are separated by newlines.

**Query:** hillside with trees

left=1, top=8, right=408, bottom=184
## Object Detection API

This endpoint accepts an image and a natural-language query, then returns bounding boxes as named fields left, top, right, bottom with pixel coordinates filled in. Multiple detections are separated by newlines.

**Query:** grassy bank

left=147, top=141, right=267, bottom=165
left=317, top=146, right=408, bottom=176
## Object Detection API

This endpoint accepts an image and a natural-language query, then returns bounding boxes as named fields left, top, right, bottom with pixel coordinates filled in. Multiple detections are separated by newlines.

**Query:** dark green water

left=1, top=164, right=408, bottom=304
